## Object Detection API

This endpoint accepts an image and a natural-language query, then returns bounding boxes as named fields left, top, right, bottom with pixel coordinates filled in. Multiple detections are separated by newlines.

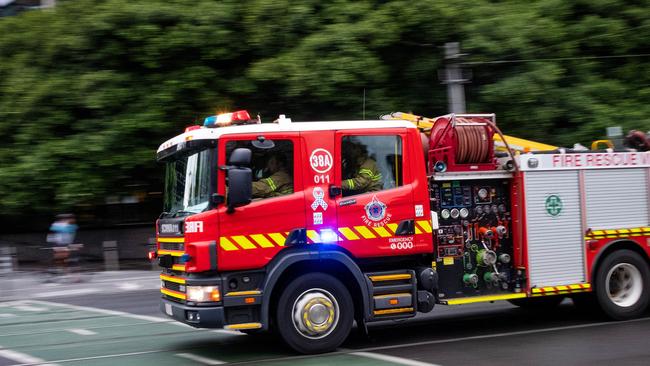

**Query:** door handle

left=329, top=185, right=342, bottom=198
left=395, top=219, right=415, bottom=236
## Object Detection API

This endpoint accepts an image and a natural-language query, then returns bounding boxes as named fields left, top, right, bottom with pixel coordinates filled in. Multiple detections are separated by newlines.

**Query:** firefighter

left=342, top=139, right=383, bottom=194
left=252, top=153, right=293, bottom=198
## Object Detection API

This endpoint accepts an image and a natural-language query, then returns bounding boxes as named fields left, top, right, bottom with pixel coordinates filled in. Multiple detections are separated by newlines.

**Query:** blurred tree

left=0, top=0, right=648, bottom=215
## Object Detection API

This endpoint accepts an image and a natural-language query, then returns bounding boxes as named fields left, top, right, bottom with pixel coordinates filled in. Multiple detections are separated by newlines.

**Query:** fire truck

left=152, top=110, right=650, bottom=354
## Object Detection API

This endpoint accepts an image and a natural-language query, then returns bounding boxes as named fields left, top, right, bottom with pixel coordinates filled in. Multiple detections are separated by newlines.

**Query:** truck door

left=299, top=131, right=338, bottom=244
left=217, top=133, right=305, bottom=271
left=334, top=129, right=428, bottom=258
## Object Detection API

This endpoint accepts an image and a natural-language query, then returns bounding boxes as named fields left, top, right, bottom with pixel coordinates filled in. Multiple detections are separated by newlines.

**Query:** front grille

left=163, top=280, right=183, bottom=292
left=160, top=242, right=184, bottom=251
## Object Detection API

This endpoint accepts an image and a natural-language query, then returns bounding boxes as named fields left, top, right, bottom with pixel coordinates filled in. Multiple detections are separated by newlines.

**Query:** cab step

left=224, top=322, right=262, bottom=330
left=366, top=270, right=417, bottom=320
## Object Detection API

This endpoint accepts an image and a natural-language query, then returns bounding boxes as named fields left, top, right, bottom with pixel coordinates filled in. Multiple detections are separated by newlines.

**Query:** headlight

left=186, top=286, right=221, bottom=302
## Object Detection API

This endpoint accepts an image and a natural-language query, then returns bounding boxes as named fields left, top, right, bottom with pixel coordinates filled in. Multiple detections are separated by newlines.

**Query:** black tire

left=508, top=295, right=564, bottom=309
left=275, top=272, right=353, bottom=354
left=594, top=250, right=650, bottom=320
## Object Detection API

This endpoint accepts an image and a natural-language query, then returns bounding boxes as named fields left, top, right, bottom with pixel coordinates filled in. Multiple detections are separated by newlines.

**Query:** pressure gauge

left=498, top=204, right=506, bottom=213
left=460, top=208, right=469, bottom=218
left=441, top=209, right=450, bottom=220
left=478, top=188, right=488, bottom=200
left=475, top=206, right=483, bottom=214
left=491, top=204, right=498, bottom=213
left=450, top=208, right=460, bottom=219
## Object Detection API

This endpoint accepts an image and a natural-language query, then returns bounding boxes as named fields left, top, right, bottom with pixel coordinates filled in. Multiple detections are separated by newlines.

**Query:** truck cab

left=154, top=112, right=433, bottom=353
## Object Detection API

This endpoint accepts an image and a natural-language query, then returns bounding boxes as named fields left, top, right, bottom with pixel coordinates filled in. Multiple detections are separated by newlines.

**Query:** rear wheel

left=275, top=273, right=353, bottom=354
left=595, top=250, right=649, bottom=320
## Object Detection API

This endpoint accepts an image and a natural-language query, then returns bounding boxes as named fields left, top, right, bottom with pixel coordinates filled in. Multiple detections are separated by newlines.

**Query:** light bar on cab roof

left=203, top=110, right=253, bottom=128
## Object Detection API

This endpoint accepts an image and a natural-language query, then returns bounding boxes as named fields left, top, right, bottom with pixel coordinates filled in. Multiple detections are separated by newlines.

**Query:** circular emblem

left=309, top=148, right=333, bottom=174
left=545, top=195, right=563, bottom=217
left=365, top=196, right=387, bottom=222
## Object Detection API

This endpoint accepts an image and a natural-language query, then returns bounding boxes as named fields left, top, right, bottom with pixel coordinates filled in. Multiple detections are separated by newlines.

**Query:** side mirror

left=229, top=148, right=252, bottom=166
left=226, top=168, right=252, bottom=213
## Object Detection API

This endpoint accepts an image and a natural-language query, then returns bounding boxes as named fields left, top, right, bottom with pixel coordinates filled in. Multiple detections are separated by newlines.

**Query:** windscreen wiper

left=173, top=210, right=195, bottom=217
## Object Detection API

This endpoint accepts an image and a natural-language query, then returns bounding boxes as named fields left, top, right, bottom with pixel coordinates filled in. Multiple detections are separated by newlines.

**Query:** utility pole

left=440, top=42, right=470, bottom=114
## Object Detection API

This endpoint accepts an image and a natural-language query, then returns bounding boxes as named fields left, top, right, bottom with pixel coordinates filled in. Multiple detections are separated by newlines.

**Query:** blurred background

left=0, top=0, right=648, bottom=271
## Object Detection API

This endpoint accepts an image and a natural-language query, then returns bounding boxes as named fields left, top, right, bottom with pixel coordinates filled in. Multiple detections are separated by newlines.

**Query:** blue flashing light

left=319, top=228, right=339, bottom=244
left=203, top=116, right=217, bottom=127
left=179, top=254, right=192, bottom=264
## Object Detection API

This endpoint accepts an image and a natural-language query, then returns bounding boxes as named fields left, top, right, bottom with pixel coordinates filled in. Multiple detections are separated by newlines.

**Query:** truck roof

left=157, top=119, right=415, bottom=153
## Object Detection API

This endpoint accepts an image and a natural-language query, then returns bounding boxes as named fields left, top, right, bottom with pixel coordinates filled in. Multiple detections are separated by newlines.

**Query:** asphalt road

left=1, top=272, right=649, bottom=366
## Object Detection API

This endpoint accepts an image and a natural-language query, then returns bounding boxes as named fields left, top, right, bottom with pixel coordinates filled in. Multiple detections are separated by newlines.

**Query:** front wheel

left=595, top=250, right=650, bottom=320
left=275, top=273, right=353, bottom=354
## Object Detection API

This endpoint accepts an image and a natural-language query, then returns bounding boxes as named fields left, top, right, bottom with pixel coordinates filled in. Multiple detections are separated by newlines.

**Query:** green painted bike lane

left=0, top=301, right=412, bottom=366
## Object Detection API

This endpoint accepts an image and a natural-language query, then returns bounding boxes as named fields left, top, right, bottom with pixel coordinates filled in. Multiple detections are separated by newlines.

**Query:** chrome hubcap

left=606, top=263, right=643, bottom=307
left=292, top=289, right=339, bottom=339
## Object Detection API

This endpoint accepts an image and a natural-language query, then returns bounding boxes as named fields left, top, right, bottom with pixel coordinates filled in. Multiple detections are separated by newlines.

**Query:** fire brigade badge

left=364, top=195, right=387, bottom=223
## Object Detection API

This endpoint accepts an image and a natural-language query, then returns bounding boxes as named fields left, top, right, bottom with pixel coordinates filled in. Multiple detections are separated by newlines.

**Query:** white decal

left=415, top=204, right=424, bottom=217
left=389, top=237, right=414, bottom=250
left=362, top=195, right=392, bottom=227
left=311, top=187, right=328, bottom=211
left=313, top=212, right=323, bottom=225
left=310, top=148, right=333, bottom=173
left=185, top=221, right=203, bottom=233
left=314, top=174, right=331, bottom=184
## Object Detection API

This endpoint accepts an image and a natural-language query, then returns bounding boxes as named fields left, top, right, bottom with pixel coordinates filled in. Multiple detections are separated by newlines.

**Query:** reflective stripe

left=160, top=274, right=186, bottom=284
left=268, top=233, right=286, bottom=246
left=417, top=220, right=433, bottom=233
left=220, top=237, right=238, bottom=251
left=372, top=226, right=392, bottom=238
left=306, top=230, right=321, bottom=242
left=158, top=237, right=184, bottom=243
left=231, top=236, right=256, bottom=250
left=386, top=223, right=398, bottom=234
left=346, top=179, right=355, bottom=189
left=265, top=178, right=276, bottom=191
left=339, top=227, right=361, bottom=240
left=161, top=288, right=186, bottom=300
left=354, top=226, right=377, bottom=239
left=250, top=234, right=274, bottom=248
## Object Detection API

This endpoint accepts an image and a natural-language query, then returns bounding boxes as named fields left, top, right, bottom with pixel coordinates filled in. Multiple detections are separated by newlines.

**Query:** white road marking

left=12, top=305, right=47, bottom=312
left=27, top=300, right=170, bottom=323
left=175, top=353, right=226, bottom=365
left=31, top=289, right=99, bottom=298
left=0, top=313, right=16, bottom=318
left=212, top=329, right=246, bottom=336
left=0, top=347, right=58, bottom=366
left=27, top=300, right=245, bottom=336
left=66, top=328, right=97, bottom=336
left=353, top=351, right=442, bottom=366
left=117, top=283, right=141, bottom=290
left=355, top=317, right=650, bottom=353
left=22, top=350, right=163, bottom=364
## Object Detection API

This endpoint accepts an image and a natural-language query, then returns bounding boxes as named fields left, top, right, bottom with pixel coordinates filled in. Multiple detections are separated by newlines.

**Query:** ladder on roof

left=383, top=111, right=558, bottom=152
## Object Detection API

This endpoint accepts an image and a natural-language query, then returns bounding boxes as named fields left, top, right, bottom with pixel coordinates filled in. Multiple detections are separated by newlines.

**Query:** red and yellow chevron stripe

left=218, top=220, right=434, bottom=251
left=531, top=283, right=591, bottom=297
left=585, top=227, right=650, bottom=241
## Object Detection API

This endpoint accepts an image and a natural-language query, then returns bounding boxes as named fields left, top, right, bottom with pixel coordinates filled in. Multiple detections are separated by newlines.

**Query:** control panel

left=430, top=179, right=519, bottom=298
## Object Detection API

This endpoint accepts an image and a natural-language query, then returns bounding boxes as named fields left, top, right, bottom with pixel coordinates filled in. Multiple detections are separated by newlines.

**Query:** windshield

left=164, top=149, right=213, bottom=215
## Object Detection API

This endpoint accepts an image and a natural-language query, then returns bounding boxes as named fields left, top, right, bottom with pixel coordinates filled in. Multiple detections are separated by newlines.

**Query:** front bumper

left=160, top=298, right=225, bottom=328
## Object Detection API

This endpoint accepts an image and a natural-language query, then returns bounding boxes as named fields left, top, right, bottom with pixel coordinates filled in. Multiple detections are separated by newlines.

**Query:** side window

left=226, top=139, right=294, bottom=200
left=341, top=135, right=402, bottom=197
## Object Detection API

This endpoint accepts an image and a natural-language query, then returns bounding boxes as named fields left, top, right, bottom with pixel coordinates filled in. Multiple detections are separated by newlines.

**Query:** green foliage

left=1, top=0, right=649, bottom=214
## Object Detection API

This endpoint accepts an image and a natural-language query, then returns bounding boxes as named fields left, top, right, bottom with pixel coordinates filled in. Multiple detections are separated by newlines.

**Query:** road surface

left=0, top=271, right=648, bottom=366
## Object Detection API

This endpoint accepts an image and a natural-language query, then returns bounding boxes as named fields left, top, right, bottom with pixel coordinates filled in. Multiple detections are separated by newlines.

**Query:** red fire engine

left=152, top=110, right=650, bottom=354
